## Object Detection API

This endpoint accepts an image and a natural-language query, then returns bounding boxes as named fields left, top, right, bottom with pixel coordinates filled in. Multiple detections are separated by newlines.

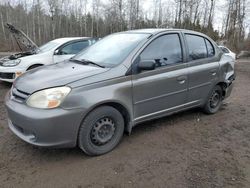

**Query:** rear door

left=184, top=33, right=220, bottom=105
left=53, top=40, right=91, bottom=63
left=132, top=33, right=188, bottom=122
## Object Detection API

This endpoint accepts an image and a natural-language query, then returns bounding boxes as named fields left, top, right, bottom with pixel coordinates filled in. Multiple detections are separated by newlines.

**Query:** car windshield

left=37, top=41, right=59, bottom=53
left=72, top=33, right=150, bottom=67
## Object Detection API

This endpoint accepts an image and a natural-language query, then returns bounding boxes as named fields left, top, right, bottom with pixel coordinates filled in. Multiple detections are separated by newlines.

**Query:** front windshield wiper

left=70, top=58, right=105, bottom=68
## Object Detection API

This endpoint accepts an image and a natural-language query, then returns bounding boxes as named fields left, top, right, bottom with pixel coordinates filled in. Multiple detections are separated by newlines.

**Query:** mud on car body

left=5, top=29, right=235, bottom=156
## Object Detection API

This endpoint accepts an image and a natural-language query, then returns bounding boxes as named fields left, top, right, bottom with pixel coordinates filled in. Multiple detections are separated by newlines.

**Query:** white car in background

left=0, top=23, right=96, bottom=83
left=219, top=46, right=236, bottom=60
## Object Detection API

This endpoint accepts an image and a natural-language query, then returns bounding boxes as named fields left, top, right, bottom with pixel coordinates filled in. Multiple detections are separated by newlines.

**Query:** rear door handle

left=177, top=76, right=187, bottom=84
left=210, top=69, right=217, bottom=76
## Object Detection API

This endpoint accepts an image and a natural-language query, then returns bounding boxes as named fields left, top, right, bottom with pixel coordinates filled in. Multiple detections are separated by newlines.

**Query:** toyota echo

left=5, top=29, right=235, bottom=156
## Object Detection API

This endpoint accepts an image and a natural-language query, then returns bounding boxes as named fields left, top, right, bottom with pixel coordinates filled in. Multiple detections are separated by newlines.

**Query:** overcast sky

left=3, top=0, right=250, bottom=33
left=142, top=0, right=227, bottom=31
left=143, top=0, right=250, bottom=33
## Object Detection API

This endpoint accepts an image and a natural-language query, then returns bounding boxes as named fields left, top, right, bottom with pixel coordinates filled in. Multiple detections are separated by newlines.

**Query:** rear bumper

left=225, top=82, right=233, bottom=99
left=5, top=92, right=84, bottom=148
left=224, top=74, right=235, bottom=99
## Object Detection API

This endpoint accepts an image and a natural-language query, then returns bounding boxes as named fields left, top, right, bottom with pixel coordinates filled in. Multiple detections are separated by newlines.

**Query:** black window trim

left=204, top=38, right=215, bottom=58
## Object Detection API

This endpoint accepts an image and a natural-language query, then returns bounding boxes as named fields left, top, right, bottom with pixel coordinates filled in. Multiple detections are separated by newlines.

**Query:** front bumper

left=0, top=66, right=26, bottom=83
left=5, top=92, right=84, bottom=148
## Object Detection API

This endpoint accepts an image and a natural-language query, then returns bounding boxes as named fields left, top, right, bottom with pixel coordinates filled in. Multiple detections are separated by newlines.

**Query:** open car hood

left=5, top=23, right=38, bottom=51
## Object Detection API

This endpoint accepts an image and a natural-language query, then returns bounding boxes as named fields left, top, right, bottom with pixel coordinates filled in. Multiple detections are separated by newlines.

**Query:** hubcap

left=210, top=91, right=220, bottom=108
left=90, top=117, right=115, bottom=146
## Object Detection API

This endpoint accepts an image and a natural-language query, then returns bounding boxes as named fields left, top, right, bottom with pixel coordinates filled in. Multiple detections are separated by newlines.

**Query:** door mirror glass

left=138, top=60, right=155, bottom=71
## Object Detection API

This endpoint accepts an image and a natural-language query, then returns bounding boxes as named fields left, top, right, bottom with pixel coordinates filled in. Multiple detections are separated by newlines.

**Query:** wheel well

left=89, top=102, right=131, bottom=133
left=217, top=82, right=227, bottom=97
left=27, top=64, right=43, bottom=71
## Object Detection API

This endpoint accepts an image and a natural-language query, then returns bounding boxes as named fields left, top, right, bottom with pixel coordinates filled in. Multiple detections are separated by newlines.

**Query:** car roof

left=124, top=28, right=208, bottom=36
left=51, top=37, right=91, bottom=44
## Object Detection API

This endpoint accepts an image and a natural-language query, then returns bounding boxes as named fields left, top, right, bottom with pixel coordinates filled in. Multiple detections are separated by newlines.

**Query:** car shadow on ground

left=0, top=81, right=12, bottom=89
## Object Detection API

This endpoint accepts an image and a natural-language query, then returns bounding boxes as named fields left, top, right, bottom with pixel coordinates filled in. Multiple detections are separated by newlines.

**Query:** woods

left=0, top=0, right=249, bottom=52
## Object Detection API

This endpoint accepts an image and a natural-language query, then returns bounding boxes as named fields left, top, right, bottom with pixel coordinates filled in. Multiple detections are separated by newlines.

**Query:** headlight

left=26, top=86, right=71, bottom=109
left=3, top=59, right=21, bottom=67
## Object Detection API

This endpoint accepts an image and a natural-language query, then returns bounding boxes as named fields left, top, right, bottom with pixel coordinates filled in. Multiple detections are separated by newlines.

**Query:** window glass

left=73, top=33, right=150, bottom=67
left=60, top=41, right=90, bottom=55
left=205, top=39, right=215, bottom=57
left=185, top=34, right=207, bottom=61
left=38, top=41, right=59, bottom=53
left=140, top=34, right=183, bottom=68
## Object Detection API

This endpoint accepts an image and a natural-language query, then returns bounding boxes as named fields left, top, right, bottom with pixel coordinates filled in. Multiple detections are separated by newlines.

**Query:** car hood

left=5, top=23, right=38, bottom=51
left=0, top=51, right=36, bottom=64
left=14, top=61, right=109, bottom=94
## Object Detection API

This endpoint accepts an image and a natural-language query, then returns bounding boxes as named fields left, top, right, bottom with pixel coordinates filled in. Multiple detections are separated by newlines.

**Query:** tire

left=203, top=85, right=223, bottom=114
left=27, top=64, right=42, bottom=71
left=78, top=106, right=124, bottom=156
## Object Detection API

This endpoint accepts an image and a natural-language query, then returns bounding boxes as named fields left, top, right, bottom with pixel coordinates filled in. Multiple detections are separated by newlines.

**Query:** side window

left=140, top=34, right=183, bottom=68
left=185, top=34, right=207, bottom=61
left=60, top=41, right=90, bottom=55
left=205, top=39, right=215, bottom=57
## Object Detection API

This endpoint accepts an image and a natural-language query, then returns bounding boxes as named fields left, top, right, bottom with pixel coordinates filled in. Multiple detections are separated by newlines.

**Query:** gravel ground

left=0, top=59, right=250, bottom=188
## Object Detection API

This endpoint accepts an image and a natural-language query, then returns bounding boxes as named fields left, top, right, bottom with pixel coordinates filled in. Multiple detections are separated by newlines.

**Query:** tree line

left=0, top=0, right=249, bottom=52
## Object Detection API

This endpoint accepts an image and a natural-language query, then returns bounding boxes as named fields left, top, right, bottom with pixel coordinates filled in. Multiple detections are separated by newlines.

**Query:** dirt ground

left=0, top=59, right=250, bottom=188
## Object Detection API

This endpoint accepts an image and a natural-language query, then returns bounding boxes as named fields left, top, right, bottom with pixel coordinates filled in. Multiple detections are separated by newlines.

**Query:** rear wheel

left=78, top=106, right=124, bottom=156
left=203, top=85, right=223, bottom=114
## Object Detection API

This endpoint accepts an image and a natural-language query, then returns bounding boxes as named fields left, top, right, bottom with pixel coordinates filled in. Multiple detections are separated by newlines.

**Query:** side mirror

left=54, top=49, right=60, bottom=55
left=138, top=60, right=155, bottom=71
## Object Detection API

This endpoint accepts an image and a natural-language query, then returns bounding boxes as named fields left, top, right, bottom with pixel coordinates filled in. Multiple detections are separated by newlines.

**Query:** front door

left=132, top=33, right=188, bottom=122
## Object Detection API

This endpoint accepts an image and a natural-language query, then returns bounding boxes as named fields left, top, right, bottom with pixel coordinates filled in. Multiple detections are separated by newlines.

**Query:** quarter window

left=140, top=34, right=183, bottom=68
left=185, top=34, right=207, bottom=61
left=205, top=39, right=215, bottom=57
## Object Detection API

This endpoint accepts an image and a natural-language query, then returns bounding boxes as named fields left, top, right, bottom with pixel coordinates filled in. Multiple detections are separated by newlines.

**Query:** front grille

left=0, top=72, right=15, bottom=79
left=11, top=87, right=30, bottom=102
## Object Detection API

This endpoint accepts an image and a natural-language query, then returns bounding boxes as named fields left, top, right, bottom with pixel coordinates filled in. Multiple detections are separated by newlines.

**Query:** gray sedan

left=5, top=29, right=235, bottom=156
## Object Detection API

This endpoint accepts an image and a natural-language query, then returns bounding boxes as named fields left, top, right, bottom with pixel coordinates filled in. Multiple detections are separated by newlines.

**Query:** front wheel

left=78, top=106, right=124, bottom=156
left=203, top=85, right=223, bottom=114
